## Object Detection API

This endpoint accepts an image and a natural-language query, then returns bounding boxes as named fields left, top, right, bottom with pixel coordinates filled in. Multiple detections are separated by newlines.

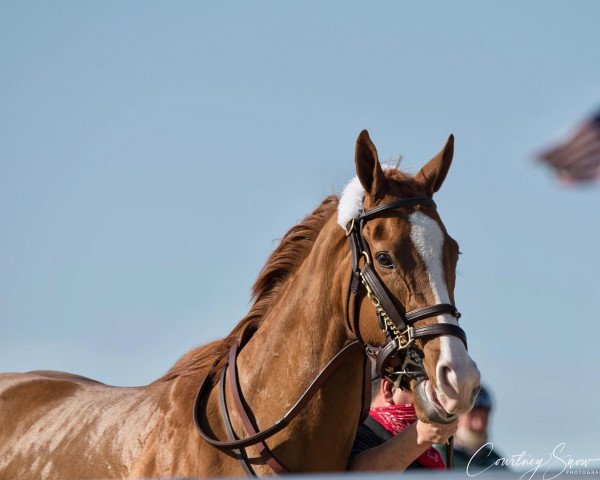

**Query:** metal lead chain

left=359, top=272, right=414, bottom=350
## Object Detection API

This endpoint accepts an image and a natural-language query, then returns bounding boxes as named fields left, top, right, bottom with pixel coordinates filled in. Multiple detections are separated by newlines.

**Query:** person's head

left=455, top=386, right=493, bottom=453
left=371, top=377, right=414, bottom=407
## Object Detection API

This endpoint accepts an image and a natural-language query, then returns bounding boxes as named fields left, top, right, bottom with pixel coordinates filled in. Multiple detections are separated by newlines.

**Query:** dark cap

left=473, top=385, right=493, bottom=411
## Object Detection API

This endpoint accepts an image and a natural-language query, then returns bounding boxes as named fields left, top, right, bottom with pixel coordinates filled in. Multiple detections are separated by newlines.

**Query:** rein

left=193, top=341, right=369, bottom=474
left=193, top=197, right=464, bottom=474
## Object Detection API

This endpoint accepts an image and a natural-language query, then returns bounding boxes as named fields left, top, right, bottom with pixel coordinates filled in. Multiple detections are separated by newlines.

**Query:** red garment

left=369, top=404, right=446, bottom=469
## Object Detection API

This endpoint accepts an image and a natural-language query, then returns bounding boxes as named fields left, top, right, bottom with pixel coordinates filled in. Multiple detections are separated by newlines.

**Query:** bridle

left=345, top=197, right=467, bottom=390
left=193, top=196, right=467, bottom=475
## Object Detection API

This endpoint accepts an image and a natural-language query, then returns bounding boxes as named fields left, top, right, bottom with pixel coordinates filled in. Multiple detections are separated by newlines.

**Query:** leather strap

left=218, top=367, right=257, bottom=477
left=446, top=435, right=454, bottom=469
left=360, top=351, right=372, bottom=424
left=345, top=224, right=369, bottom=343
left=360, top=263, right=409, bottom=331
left=374, top=341, right=398, bottom=376
left=406, top=304, right=460, bottom=322
left=194, top=340, right=364, bottom=451
left=412, top=323, right=467, bottom=349
left=358, top=198, right=436, bottom=222
left=345, top=269, right=364, bottom=345
left=227, top=343, right=288, bottom=474
left=361, top=265, right=466, bottom=345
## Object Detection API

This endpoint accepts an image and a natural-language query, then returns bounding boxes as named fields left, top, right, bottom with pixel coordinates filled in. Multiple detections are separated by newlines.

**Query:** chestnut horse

left=0, top=131, right=480, bottom=479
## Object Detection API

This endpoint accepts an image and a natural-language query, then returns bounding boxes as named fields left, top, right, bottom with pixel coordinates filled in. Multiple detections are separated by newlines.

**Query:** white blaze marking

left=408, top=212, right=451, bottom=306
left=408, top=212, right=469, bottom=369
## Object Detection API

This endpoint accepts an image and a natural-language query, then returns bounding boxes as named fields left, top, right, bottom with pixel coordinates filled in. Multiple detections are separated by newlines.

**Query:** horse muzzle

left=413, top=378, right=459, bottom=424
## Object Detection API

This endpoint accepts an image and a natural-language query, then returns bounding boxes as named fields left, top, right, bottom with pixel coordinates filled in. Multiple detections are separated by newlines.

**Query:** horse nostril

left=437, top=365, right=456, bottom=394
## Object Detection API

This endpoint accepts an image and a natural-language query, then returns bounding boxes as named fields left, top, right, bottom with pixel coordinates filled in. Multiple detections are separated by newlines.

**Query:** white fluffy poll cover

left=337, top=176, right=365, bottom=229
left=337, top=165, right=394, bottom=229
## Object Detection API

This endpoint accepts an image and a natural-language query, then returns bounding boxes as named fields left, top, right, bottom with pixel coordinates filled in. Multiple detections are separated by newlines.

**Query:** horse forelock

left=156, top=195, right=339, bottom=383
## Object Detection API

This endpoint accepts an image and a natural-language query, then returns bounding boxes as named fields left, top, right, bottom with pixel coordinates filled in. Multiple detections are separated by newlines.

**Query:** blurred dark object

left=538, top=111, right=600, bottom=183
left=472, top=385, right=493, bottom=411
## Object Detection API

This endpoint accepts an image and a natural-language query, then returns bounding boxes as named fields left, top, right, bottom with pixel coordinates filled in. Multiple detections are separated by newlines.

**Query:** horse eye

left=376, top=252, right=395, bottom=269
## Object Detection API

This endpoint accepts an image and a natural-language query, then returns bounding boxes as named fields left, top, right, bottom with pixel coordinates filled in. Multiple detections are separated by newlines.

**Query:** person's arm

left=348, top=420, right=458, bottom=472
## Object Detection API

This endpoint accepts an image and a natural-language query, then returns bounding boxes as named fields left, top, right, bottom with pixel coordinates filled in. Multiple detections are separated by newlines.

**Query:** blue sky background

left=2, top=1, right=599, bottom=469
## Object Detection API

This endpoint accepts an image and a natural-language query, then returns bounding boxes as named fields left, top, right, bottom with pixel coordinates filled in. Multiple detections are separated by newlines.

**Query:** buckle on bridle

left=395, top=326, right=415, bottom=350
left=360, top=251, right=371, bottom=265
left=344, top=218, right=356, bottom=236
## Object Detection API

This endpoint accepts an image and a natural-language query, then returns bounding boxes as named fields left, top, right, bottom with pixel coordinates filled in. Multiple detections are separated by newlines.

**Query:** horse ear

left=415, top=134, right=454, bottom=197
left=355, top=130, right=387, bottom=199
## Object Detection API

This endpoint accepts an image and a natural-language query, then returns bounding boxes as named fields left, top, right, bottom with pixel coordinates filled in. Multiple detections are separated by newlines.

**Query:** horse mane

left=156, top=195, right=340, bottom=383
left=156, top=168, right=422, bottom=384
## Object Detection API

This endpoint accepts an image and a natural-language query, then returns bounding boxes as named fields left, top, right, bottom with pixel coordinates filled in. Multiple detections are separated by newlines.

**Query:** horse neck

left=233, top=215, right=365, bottom=470
left=238, top=214, right=350, bottom=383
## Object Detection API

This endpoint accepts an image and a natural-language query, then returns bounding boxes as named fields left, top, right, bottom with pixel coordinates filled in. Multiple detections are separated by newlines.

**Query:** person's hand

left=415, top=419, right=458, bottom=446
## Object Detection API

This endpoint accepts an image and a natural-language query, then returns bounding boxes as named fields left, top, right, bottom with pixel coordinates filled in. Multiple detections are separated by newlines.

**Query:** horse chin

left=413, top=379, right=457, bottom=424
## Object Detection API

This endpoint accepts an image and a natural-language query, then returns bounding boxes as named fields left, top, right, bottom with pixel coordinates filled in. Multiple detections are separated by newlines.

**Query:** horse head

left=339, top=130, right=480, bottom=424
